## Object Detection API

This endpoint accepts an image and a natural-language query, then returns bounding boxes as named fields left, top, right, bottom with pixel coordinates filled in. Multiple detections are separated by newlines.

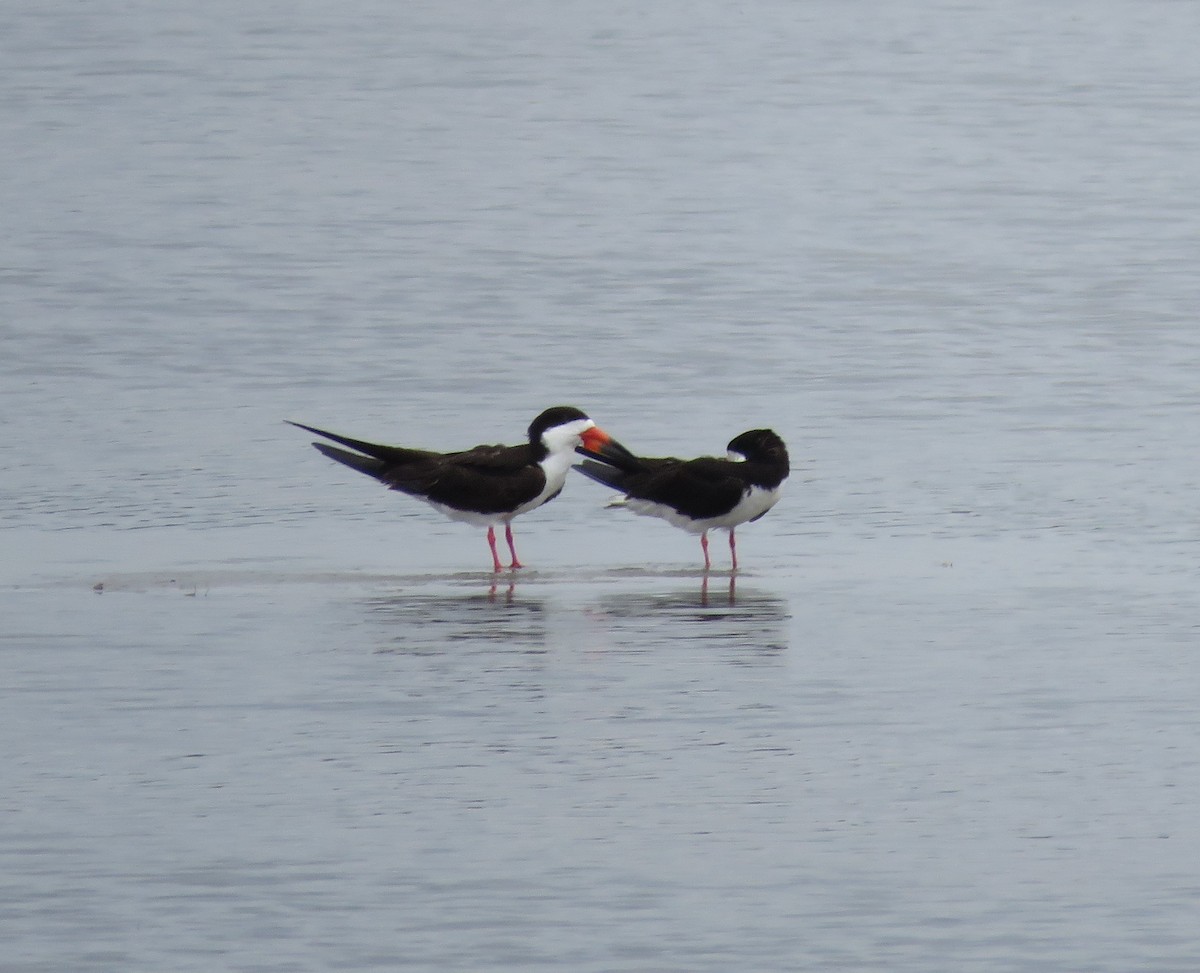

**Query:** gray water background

left=4, top=1, right=1200, bottom=970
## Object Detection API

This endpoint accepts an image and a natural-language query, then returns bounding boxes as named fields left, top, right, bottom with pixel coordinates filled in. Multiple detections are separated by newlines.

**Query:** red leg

left=729, top=528, right=738, bottom=572
left=700, top=531, right=711, bottom=571
left=486, top=526, right=503, bottom=573
left=505, top=523, right=524, bottom=569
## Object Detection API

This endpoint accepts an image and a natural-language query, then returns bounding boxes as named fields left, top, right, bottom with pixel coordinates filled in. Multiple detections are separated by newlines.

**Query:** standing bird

left=574, top=428, right=789, bottom=571
left=288, top=406, right=620, bottom=572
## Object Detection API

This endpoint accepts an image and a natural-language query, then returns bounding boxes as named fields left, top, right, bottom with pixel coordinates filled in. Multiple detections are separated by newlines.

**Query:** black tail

left=575, top=437, right=642, bottom=473
left=312, top=442, right=389, bottom=481
left=286, top=420, right=426, bottom=466
left=573, top=458, right=632, bottom=492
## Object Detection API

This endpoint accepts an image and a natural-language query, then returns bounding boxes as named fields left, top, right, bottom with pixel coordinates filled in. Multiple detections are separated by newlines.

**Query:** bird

left=574, top=428, right=789, bottom=571
left=288, top=406, right=621, bottom=572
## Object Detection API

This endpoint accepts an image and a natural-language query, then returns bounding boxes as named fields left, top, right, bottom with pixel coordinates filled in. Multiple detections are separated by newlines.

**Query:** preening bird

left=574, top=428, right=789, bottom=571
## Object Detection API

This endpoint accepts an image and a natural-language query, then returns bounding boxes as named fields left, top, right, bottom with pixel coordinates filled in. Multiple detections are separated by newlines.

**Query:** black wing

left=631, top=458, right=748, bottom=520
left=577, top=455, right=747, bottom=520
left=292, top=423, right=547, bottom=513
left=384, top=443, right=547, bottom=514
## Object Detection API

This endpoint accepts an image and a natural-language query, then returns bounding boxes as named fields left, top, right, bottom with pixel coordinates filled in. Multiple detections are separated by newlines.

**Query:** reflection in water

left=587, top=579, right=790, bottom=659
left=702, top=572, right=736, bottom=606
left=364, top=582, right=547, bottom=656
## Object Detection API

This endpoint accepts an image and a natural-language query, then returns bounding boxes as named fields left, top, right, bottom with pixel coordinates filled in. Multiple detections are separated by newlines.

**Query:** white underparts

left=621, top=484, right=782, bottom=534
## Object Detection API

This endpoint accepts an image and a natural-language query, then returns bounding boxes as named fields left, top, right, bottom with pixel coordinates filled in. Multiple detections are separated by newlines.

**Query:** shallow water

left=5, top=1, right=1200, bottom=970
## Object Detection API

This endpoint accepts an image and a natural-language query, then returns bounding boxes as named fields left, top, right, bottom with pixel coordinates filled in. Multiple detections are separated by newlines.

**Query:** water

left=4, top=0, right=1200, bottom=969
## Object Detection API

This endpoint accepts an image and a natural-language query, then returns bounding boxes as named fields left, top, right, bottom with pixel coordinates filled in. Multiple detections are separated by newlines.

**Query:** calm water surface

left=4, top=1, right=1200, bottom=970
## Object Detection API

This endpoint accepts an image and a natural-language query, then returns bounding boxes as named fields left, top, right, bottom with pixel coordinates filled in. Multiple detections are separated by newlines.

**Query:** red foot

left=487, top=526, right=504, bottom=572
left=504, top=524, right=524, bottom=571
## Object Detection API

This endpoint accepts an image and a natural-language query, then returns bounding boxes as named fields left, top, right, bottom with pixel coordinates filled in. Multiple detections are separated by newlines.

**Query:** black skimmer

left=574, top=428, right=789, bottom=571
left=288, top=406, right=619, bottom=572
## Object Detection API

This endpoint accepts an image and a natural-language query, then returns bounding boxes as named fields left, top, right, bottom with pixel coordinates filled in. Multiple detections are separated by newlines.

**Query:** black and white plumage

left=289, top=406, right=617, bottom=572
left=574, top=428, right=789, bottom=571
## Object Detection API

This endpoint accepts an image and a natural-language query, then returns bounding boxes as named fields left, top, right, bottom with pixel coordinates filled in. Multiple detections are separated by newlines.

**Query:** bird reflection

left=487, top=575, right=516, bottom=603
left=364, top=584, right=547, bottom=656
left=700, top=571, right=736, bottom=606
left=587, top=581, right=789, bottom=658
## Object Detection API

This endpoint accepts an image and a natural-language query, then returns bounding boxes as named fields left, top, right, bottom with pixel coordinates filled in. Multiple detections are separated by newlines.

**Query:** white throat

left=518, top=417, right=595, bottom=516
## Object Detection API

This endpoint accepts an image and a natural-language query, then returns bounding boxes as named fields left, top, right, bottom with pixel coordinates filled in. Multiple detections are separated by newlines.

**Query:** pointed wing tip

left=285, top=419, right=321, bottom=436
